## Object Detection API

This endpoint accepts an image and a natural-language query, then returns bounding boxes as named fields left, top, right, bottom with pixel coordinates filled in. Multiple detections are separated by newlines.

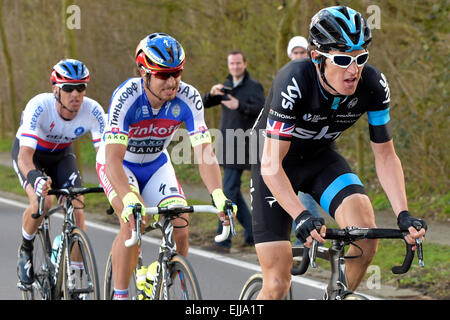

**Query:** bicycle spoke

left=164, top=256, right=201, bottom=300
left=19, top=230, right=53, bottom=300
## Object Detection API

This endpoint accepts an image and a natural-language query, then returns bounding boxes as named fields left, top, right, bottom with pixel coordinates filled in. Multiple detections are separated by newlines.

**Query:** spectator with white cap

left=287, top=35, right=308, bottom=60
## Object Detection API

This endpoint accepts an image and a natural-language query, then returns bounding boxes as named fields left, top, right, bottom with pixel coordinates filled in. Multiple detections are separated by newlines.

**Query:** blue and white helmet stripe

left=327, top=6, right=365, bottom=51
left=53, top=59, right=89, bottom=80
left=145, top=34, right=185, bottom=69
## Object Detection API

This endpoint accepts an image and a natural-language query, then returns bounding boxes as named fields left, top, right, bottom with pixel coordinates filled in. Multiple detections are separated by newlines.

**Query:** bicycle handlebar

left=31, top=186, right=104, bottom=219
left=124, top=204, right=231, bottom=247
left=46, top=186, right=104, bottom=197
left=291, top=226, right=423, bottom=276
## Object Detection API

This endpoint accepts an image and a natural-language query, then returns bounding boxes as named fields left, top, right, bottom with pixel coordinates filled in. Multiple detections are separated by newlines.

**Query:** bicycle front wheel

left=62, top=228, right=100, bottom=300
left=20, top=229, right=53, bottom=300
left=159, top=255, right=201, bottom=300
left=239, top=273, right=263, bottom=300
left=103, top=251, right=138, bottom=300
left=239, top=273, right=292, bottom=300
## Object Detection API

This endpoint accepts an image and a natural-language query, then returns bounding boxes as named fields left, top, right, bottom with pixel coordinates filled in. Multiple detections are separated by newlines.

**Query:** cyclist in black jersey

left=250, top=6, right=427, bottom=299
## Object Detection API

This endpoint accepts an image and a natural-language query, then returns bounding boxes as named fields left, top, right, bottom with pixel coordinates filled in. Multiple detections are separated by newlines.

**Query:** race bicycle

left=104, top=201, right=235, bottom=300
left=239, top=225, right=425, bottom=300
left=17, top=186, right=104, bottom=300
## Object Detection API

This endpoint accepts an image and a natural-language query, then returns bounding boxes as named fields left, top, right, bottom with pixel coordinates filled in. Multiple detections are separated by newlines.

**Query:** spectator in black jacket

left=203, top=49, right=265, bottom=253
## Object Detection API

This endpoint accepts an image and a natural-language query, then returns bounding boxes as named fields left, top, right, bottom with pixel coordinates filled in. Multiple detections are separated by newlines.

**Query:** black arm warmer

left=26, top=169, right=43, bottom=187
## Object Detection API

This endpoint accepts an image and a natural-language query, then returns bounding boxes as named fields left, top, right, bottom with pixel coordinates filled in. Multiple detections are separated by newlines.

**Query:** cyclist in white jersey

left=96, top=33, right=236, bottom=300
left=13, top=59, right=106, bottom=286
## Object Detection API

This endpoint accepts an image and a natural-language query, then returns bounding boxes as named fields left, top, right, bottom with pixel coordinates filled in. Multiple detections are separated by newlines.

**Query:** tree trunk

left=276, top=0, right=302, bottom=70
left=0, top=0, right=19, bottom=132
left=62, top=0, right=83, bottom=176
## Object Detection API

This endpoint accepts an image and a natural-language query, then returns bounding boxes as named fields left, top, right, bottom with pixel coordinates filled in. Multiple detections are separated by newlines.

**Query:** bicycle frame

left=34, top=193, right=83, bottom=298
left=122, top=203, right=230, bottom=300
left=325, top=240, right=350, bottom=300
left=146, top=215, right=177, bottom=300
left=21, top=186, right=103, bottom=299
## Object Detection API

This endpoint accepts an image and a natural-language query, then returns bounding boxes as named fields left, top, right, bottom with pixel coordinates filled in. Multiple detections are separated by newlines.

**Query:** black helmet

left=309, top=6, right=371, bottom=52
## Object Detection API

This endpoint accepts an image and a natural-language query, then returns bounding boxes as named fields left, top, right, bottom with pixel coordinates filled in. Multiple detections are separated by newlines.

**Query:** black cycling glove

left=397, top=210, right=427, bottom=232
left=294, top=210, right=325, bottom=243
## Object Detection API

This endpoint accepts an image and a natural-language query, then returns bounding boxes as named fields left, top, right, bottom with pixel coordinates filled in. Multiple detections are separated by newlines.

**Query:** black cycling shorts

left=11, top=138, right=82, bottom=190
left=251, top=147, right=366, bottom=244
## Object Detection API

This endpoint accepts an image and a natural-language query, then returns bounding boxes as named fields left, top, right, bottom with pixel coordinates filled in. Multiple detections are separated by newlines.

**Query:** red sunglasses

left=152, top=69, right=183, bottom=80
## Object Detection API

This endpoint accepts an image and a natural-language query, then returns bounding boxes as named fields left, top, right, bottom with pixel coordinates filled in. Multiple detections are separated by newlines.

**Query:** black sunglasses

left=61, top=84, right=87, bottom=93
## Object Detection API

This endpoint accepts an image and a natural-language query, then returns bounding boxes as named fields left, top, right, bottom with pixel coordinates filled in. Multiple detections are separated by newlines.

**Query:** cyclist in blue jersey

left=96, top=33, right=235, bottom=300
left=250, top=6, right=427, bottom=299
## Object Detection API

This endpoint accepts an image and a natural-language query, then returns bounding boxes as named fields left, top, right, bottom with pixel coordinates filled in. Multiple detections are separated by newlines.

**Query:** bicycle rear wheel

left=239, top=273, right=293, bottom=300
left=159, top=255, right=201, bottom=300
left=62, top=228, right=100, bottom=300
left=103, top=251, right=138, bottom=300
left=20, top=229, right=53, bottom=300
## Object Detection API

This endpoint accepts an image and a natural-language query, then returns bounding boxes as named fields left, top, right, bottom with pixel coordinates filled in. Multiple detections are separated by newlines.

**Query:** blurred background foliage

left=0, top=0, right=448, bottom=219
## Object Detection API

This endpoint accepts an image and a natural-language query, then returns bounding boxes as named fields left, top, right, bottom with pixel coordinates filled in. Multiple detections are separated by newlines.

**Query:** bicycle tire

left=342, top=292, right=369, bottom=300
left=61, top=228, right=100, bottom=300
left=239, top=273, right=293, bottom=300
left=159, top=255, right=202, bottom=300
left=103, top=251, right=138, bottom=300
left=20, top=229, right=53, bottom=300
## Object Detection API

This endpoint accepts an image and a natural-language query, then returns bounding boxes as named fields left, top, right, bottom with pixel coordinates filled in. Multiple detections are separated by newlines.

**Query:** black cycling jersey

left=250, top=59, right=394, bottom=244
left=251, top=59, right=392, bottom=163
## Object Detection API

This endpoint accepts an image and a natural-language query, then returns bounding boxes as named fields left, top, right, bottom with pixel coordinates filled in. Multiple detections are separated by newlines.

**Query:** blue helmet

left=309, top=6, right=371, bottom=52
left=135, top=33, right=185, bottom=72
left=50, top=59, right=90, bottom=84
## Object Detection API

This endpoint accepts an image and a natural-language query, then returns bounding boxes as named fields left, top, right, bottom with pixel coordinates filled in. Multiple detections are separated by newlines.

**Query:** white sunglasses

left=316, top=51, right=369, bottom=68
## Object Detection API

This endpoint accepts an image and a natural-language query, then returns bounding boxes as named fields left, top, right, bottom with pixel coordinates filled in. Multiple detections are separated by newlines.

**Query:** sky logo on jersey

left=128, top=118, right=182, bottom=138
left=281, top=77, right=301, bottom=110
left=266, top=119, right=295, bottom=138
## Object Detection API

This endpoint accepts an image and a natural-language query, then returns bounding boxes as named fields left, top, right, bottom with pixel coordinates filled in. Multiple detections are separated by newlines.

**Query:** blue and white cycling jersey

left=16, top=93, right=105, bottom=152
left=96, top=77, right=211, bottom=165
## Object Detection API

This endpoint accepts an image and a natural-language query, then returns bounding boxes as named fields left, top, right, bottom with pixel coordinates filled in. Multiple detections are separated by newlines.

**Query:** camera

left=221, top=86, right=232, bottom=94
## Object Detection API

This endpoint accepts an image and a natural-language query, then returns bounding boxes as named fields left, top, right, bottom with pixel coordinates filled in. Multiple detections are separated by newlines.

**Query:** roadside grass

left=0, top=138, right=12, bottom=153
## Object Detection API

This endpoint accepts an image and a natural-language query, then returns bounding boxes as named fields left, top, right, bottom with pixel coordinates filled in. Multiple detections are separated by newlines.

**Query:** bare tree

left=62, top=0, right=83, bottom=175
left=275, top=0, right=302, bottom=70
left=0, top=0, right=18, bottom=132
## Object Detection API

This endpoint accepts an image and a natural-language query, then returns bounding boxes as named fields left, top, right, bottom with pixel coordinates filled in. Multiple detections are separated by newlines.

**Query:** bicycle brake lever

left=309, top=240, right=318, bottom=268
left=31, top=196, right=46, bottom=219
left=416, top=238, right=424, bottom=267
left=308, top=222, right=323, bottom=268
left=125, top=203, right=142, bottom=247
left=225, top=200, right=235, bottom=236
left=412, top=221, right=424, bottom=267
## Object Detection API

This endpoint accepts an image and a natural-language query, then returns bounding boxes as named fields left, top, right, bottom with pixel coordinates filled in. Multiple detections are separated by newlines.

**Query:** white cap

left=287, top=36, right=308, bottom=57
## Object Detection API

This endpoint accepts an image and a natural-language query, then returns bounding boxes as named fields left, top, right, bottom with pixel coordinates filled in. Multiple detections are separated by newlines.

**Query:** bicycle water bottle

left=135, top=265, right=148, bottom=291
left=51, top=234, right=62, bottom=264
left=143, top=261, right=158, bottom=299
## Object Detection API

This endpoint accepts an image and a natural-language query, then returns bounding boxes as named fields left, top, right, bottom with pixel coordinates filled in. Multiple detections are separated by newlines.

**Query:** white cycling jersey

left=16, top=93, right=106, bottom=151
left=96, top=77, right=211, bottom=165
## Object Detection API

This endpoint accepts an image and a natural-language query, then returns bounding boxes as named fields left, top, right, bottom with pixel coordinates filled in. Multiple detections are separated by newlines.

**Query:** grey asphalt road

left=0, top=196, right=329, bottom=300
